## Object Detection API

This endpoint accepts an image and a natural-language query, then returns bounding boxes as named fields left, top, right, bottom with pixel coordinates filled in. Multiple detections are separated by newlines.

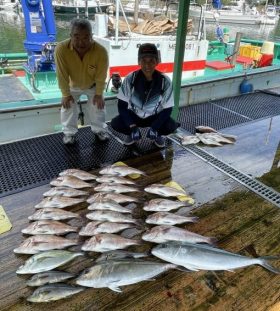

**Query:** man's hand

left=147, top=127, right=158, bottom=140
left=131, top=127, right=141, bottom=141
left=93, top=94, right=105, bottom=110
left=61, top=95, right=74, bottom=109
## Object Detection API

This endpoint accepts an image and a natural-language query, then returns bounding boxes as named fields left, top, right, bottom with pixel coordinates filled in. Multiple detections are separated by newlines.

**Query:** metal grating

left=168, top=134, right=280, bottom=208
left=0, top=125, right=157, bottom=198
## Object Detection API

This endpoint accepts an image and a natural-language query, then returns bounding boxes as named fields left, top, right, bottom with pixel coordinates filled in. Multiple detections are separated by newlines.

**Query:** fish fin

left=145, top=278, right=156, bottom=281
left=206, top=237, right=218, bottom=246
left=109, top=285, right=122, bottom=293
left=175, top=266, right=192, bottom=272
left=259, top=257, right=280, bottom=274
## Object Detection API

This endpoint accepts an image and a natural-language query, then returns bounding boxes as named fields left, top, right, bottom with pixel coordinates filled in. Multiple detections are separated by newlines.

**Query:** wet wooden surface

left=0, top=140, right=280, bottom=311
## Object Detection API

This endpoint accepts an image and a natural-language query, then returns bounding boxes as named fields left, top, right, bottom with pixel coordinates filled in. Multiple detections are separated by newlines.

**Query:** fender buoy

left=239, top=78, right=253, bottom=94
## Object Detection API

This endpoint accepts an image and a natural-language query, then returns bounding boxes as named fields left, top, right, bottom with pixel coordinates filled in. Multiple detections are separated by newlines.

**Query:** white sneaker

left=63, top=135, right=75, bottom=145
left=96, top=132, right=110, bottom=141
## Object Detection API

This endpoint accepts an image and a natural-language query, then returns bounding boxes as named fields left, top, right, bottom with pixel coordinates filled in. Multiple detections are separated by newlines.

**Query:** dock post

left=230, top=32, right=242, bottom=65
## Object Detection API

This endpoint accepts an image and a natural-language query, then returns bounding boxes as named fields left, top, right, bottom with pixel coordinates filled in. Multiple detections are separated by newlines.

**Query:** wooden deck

left=1, top=118, right=280, bottom=310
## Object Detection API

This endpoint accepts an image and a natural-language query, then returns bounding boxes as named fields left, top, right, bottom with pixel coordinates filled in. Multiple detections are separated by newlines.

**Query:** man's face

left=139, top=56, right=158, bottom=76
left=71, top=26, right=92, bottom=55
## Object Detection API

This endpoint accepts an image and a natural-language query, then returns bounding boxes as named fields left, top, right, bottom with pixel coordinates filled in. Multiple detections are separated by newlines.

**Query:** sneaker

left=96, top=131, right=110, bottom=142
left=63, top=135, right=75, bottom=145
left=154, top=135, right=165, bottom=148
left=123, top=135, right=135, bottom=146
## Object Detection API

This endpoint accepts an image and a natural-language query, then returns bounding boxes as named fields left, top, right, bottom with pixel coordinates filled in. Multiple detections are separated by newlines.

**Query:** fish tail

left=207, top=237, right=218, bottom=246
left=260, top=256, right=280, bottom=274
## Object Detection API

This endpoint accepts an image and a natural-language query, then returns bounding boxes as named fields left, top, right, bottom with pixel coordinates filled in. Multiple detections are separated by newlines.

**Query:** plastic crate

left=239, top=45, right=261, bottom=60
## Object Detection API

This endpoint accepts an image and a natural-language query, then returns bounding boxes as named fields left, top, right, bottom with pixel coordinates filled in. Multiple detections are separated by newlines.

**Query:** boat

left=52, top=0, right=112, bottom=14
left=262, top=5, right=279, bottom=25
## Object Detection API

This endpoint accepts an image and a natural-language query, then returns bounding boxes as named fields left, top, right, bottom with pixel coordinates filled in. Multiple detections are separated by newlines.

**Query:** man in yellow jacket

left=55, top=18, right=109, bottom=145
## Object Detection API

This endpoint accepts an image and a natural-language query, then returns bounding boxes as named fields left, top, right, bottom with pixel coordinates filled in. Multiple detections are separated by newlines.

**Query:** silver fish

left=27, top=284, right=84, bottom=302
left=96, top=175, right=136, bottom=185
left=79, top=222, right=135, bottom=236
left=152, top=242, right=280, bottom=273
left=87, top=192, right=139, bottom=204
left=59, top=168, right=97, bottom=180
left=50, top=175, right=92, bottom=189
left=143, top=198, right=191, bottom=212
left=88, top=199, right=133, bottom=213
left=28, top=208, right=80, bottom=221
left=196, top=133, right=223, bottom=146
left=181, top=135, right=200, bottom=145
left=43, top=187, right=89, bottom=197
left=99, top=165, right=146, bottom=177
left=144, top=184, right=187, bottom=197
left=14, top=235, right=78, bottom=254
left=142, top=225, right=216, bottom=245
left=81, top=233, right=141, bottom=252
left=35, top=196, right=85, bottom=209
left=96, top=250, right=149, bottom=262
left=86, top=210, right=138, bottom=224
left=146, top=212, right=199, bottom=225
left=94, top=183, right=139, bottom=194
left=21, top=220, right=78, bottom=235
left=26, top=270, right=74, bottom=287
left=199, top=133, right=234, bottom=145
left=16, top=250, right=83, bottom=274
left=75, top=259, right=176, bottom=292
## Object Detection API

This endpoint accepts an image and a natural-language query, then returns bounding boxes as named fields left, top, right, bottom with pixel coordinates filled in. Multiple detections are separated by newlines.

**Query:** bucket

left=260, top=41, right=274, bottom=54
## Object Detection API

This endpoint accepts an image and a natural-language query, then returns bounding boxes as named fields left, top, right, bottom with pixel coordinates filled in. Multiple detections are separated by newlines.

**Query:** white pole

left=115, top=0, right=119, bottom=45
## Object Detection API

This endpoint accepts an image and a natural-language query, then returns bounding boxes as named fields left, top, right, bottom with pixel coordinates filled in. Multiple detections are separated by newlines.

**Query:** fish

left=144, top=183, right=187, bottom=198
left=195, top=133, right=223, bottom=146
left=99, top=165, right=146, bottom=177
left=43, top=187, right=89, bottom=197
left=21, top=220, right=78, bottom=235
left=14, top=235, right=79, bottom=254
left=180, top=135, right=200, bottom=145
left=94, top=183, right=139, bottom=194
left=75, top=259, right=176, bottom=292
left=96, top=175, right=136, bottom=185
left=95, top=250, right=149, bottom=262
left=81, top=233, right=142, bottom=252
left=195, top=125, right=217, bottom=133
left=199, top=133, right=234, bottom=145
left=16, top=250, right=83, bottom=274
left=143, top=198, right=191, bottom=212
left=146, top=212, right=199, bottom=225
left=34, top=196, right=85, bottom=209
left=59, top=168, right=97, bottom=180
left=86, top=210, right=139, bottom=224
left=151, top=242, right=280, bottom=274
left=79, top=221, right=135, bottom=236
left=50, top=175, right=92, bottom=189
left=142, top=225, right=216, bottom=245
left=88, top=199, right=133, bottom=213
left=26, top=270, right=75, bottom=287
left=87, top=192, right=139, bottom=204
left=27, top=284, right=84, bottom=302
left=28, top=208, right=80, bottom=221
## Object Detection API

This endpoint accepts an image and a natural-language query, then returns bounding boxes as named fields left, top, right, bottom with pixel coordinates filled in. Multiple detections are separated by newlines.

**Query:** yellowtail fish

left=144, top=183, right=187, bottom=197
left=143, top=198, right=191, bottom=212
left=26, top=270, right=75, bottom=287
left=27, top=284, right=84, bottom=302
left=142, top=225, right=216, bottom=245
left=28, top=208, right=80, bottom=221
left=14, top=235, right=78, bottom=254
left=21, top=220, right=78, bottom=235
left=35, top=196, right=85, bottom=209
left=79, top=221, right=135, bottom=236
left=16, top=250, right=83, bottom=274
left=88, top=199, right=133, bottom=213
left=43, top=187, right=89, bottom=197
left=152, top=242, right=280, bottom=274
left=94, top=183, right=139, bottom=194
left=96, top=175, right=136, bottom=185
left=81, top=233, right=142, bottom=252
left=146, top=212, right=199, bottom=225
left=50, top=176, right=93, bottom=189
left=87, top=192, right=139, bottom=204
left=99, top=165, right=146, bottom=177
left=59, top=168, right=97, bottom=180
left=86, top=210, right=139, bottom=224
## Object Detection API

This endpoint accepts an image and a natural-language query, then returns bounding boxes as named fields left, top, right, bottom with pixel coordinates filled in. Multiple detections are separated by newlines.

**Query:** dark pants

left=111, top=111, right=179, bottom=136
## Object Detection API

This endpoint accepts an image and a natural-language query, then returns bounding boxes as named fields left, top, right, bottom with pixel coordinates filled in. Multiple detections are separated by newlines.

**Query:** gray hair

left=70, top=18, right=92, bottom=34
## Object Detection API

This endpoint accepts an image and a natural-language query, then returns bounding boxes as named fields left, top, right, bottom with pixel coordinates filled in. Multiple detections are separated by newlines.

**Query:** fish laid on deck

left=43, top=187, right=89, bottom=197
left=79, top=221, right=135, bottom=235
left=35, top=196, right=85, bottom=209
left=144, top=184, right=187, bottom=198
left=27, top=284, right=84, bottom=302
left=87, top=192, right=139, bottom=204
left=86, top=210, right=139, bottom=224
left=81, top=233, right=142, bottom=252
left=99, top=165, right=146, bottom=177
left=143, top=198, right=192, bottom=212
left=95, top=250, right=149, bottom=262
left=14, top=235, right=78, bottom=254
left=142, top=225, right=216, bottom=245
left=28, top=207, right=81, bottom=221
left=96, top=175, right=136, bottom=184
left=16, top=250, right=83, bottom=274
left=26, top=270, right=75, bottom=287
left=146, top=212, right=199, bottom=225
left=50, top=175, right=93, bottom=189
left=88, top=199, right=133, bottom=213
left=94, top=183, right=140, bottom=194
left=59, top=168, right=97, bottom=180
left=75, top=259, right=177, bottom=292
left=152, top=242, right=280, bottom=274
left=21, top=220, right=78, bottom=235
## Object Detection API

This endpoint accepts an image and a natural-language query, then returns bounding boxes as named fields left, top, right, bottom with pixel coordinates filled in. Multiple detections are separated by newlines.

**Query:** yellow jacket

left=55, top=38, right=108, bottom=96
